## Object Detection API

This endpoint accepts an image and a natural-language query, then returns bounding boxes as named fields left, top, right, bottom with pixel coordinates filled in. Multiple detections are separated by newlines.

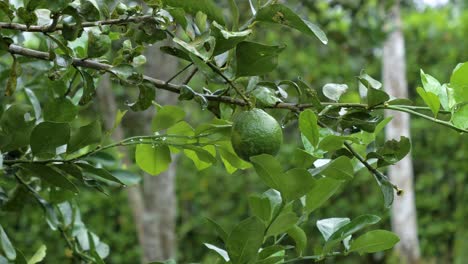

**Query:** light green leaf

left=416, top=87, right=440, bottom=116
left=420, top=69, right=449, bottom=110
left=451, top=104, right=468, bottom=130
left=255, top=4, right=328, bottom=44
left=349, top=230, right=399, bottom=254
left=236, top=41, right=285, bottom=77
left=449, top=62, right=468, bottom=104
left=135, top=144, right=171, bottom=176
left=68, top=120, right=102, bottom=153
left=299, top=109, right=319, bottom=147
left=152, top=105, right=185, bottom=131
left=27, top=245, right=46, bottom=264
left=226, top=217, right=265, bottom=264
left=251, top=86, right=282, bottom=107
left=305, top=177, right=342, bottom=214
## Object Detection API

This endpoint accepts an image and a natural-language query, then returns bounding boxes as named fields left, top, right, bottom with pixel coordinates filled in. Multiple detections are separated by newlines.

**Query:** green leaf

left=325, top=215, right=381, bottom=248
left=0, top=104, right=35, bottom=151
left=30, top=122, right=70, bottom=158
left=236, top=41, right=284, bottom=77
left=20, top=164, right=78, bottom=193
left=129, top=80, right=155, bottom=111
left=251, top=86, right=282, bottom=107
left=367, top=136, right=411, bottom=167
left=287, top=225, right=307, bottom=256
left=420, top=69, right=449, bottom=110
left=451, top=104, right=468, bottom=130
left=211, top=21, right=251, bottom=55
left=248, top=194, right=272, bottom=223
left=135, top=144, right=171, bottom=176
left=316, top=218, right=350, bottom=241
left=226, top=217, right=265, bottom=264
left=258, top=245, right=285, bottom=261
left=17, top=7, right=37, bottom=26
left=305, top=177, right=342, bottom=214
left=173, top=33, right=215, bottom=61
left=0, top=225, right=16, bottom=260
left=162, top=0, right=225, bottom=24
left=5, top=54, right=19, bottom=96
left=255, top=4, right=328, bottom=44
left=28, top=0, right=71, bottom=13
left=250, top=154, right=283, bottom=191
left=281, top=168, right=316, bottom=201
left=416, top=87, right=440, bottom=116
left=68, top=120, right=102, bottom=153
left=308, top=156, right=354, bottom=180
left=217, top=142, right=252, bottom=174
left=205, top=218, right=229, bottom=243
left=152, top=105, right=185, bottom=131
left=266, top=212, right=298, bottom=237
left=79, top=0, right=100, bottom=21
left=77, top=163, right=125, bottom=185
left=24, top=88, right=42, bottom=120
left=109, top=64, right=134, bottom=80
left=87, top=31, right=110, bottom=58
left=349, top=230, right=399, bottom=254
left=183, top=145, right=216, bottom=170
left=27, top=245, right=46, bottom=264
left=449, top=62, right=468, bottom=104
left=204, top=243, right=229, bottom=262
left=322, top=83, right=348, bottom=102
left=299, top=109, right=319, bottom=147
left=109, top=169, right=141, bottom=186
left=78, top=70, right=95, bottom=105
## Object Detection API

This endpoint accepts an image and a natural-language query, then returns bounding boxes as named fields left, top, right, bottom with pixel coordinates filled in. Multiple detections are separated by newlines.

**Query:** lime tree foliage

left=0, top=0, right=466, bottom=263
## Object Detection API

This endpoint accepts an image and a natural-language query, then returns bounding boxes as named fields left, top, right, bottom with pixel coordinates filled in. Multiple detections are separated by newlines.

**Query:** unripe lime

left=231, top=108, right=283, bottom=161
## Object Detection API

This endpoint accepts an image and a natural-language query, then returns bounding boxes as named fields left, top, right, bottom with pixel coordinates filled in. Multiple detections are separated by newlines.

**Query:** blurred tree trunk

left=382, top=2, right=420, bottom=263
left=97, top=43, right=179, bottom=262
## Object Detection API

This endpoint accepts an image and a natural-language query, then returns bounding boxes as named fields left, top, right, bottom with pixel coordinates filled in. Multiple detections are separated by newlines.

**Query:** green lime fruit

left=231, top=108, right=283, bottom=161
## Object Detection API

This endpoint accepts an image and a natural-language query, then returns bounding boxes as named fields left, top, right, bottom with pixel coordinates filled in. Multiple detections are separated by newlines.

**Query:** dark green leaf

left=78, top=70, right=96, bottom=105
left=248, top=194, right=272, bottom=223
left=162, top=0, right=225, bottom=24
left=68, top=120, right=102, bottom=153
left=349, top=230, right=399, bottom=254
left=205, top=218, right=229, bottom=242
left=108, top=170, right=141, bottom=186
left=5, top=55, right=19, bottom=97
left=226, top=217, right=265, bottom=264
left=87, top=31, right=110, bottom=58
left=129, top=80, right=155, bottom=111
left=236, top=42, right=284, bottom=77
left=79, top=0, right=100, bottom=21
left=255, top=4, right=327, bottom=44
left=17, top=7, right=37, bottom=26
left=20, top=164, right=78, bottom=193
left=0, top=104, right=35, bottom=151
left=281, top=168, right=316, bottom=201
left=30, top=122, right=70, bottom=158
left=211, top=21, right=251, bottom=55
left=367, top=136, right=411, bottom=167
left=77, top=163, right=125, bottom=185
left=135, top=144, right=171, bottom=176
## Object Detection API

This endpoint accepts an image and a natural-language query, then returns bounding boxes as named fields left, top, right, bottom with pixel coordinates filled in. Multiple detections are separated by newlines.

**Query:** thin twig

left=0, top=15, right=155, bottom=32
left=165, top=63, right=193, bottom=84
left=183, top=68, right=198, bottom=85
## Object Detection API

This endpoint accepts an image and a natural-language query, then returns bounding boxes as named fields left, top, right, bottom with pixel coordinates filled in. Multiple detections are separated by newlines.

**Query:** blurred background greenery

left=0, top=0, right=467, bottom=263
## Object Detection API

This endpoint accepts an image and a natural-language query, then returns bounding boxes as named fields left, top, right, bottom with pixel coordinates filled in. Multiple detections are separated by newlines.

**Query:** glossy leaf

left=226, top=217, right=265, bottom=264
left=27, top=245, right=46, bottom=264
left=30, top=122, right=70, bottom=157
left=152, top=105, right=185, bottom=131
left=451, top=104, right=468, bottom=130
left=308, top=156, right=354, bottom=180
left=77, top=163, right=125, bottom=185
left=323, top=83, right=348, bottom=102
left=255, top=4, right=328, bottom=44
left=316, top=218, right=350, bottom=241
left=20, top=164, right=78, bottom=193
left=324, top=215, right=381, bottom=250
left=299, top=109, right=319, bottom=147
left=305, top=177, right=342, bottom=214
left=236, top=42, right=284, bottom=77
left=135, top=144, right=171, bottom=176
left=163, top=0, right=225, bottom=24
left=0, top=225, right=16, bottom=260
left=349, top=230, right=399, bottom=254
left=211, top=21, right=251, bottom=55
left=449, top=62, right=468, bottom=104
left=204, top=243, right=229, bottom=262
